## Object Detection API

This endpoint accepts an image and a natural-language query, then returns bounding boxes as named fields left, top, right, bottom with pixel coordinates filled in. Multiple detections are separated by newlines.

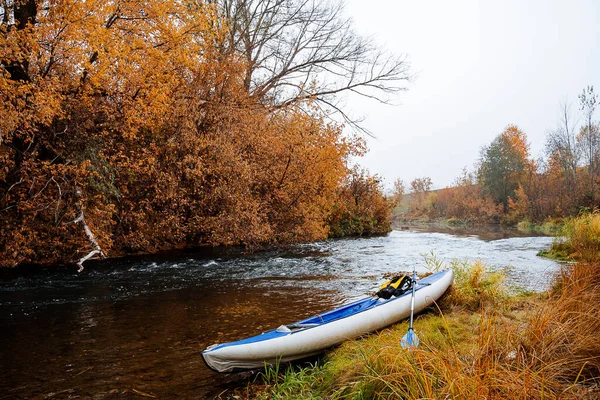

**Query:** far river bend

left=0, top=229, right=561, bottom=398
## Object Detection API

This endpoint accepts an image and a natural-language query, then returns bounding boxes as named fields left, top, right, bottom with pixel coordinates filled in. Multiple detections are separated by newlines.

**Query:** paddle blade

left=400, top=328, right=420, bottom=348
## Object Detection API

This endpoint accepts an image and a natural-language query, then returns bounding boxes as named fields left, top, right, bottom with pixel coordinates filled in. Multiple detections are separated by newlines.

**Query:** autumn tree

left=0, top=0, right=404, bottom=266
left=452, top=167, right=475, bottom=187
left=478, top=125, right=530, bottom=212
left=410, top=176, right=432, bottom=206
left=508, top=158, right=577, bottom=221
left=328, top=167, right=392, bottom=237
left=429, top=169, right=501, bottom=223
left=1, top=0, right=378, bottom=268
left=1, top=0, right=232, bottom=266
left=410, top=177, right=432, bottom=194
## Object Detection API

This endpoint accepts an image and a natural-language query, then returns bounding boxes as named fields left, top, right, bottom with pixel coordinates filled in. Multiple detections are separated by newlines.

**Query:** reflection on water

left=0, top=229, right=560, bottom=398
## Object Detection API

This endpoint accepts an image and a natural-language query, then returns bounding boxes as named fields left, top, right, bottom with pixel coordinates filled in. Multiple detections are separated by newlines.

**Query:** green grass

left=517, top=219, right=565, bottom=236
left=423, top=251, right=510, bottom=310
left=537, top=245, right=572, bottom=262
left=251, top=362, right=327, bottom=399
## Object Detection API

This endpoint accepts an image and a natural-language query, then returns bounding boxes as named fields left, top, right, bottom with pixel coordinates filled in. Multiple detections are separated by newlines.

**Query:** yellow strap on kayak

left=379, top=279, right=392, bottom=291
left=379, top=276, right=405, bottom=291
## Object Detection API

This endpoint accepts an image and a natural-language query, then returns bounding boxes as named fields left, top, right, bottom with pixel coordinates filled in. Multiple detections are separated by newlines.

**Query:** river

left=0, top=229, right=560, bottom=398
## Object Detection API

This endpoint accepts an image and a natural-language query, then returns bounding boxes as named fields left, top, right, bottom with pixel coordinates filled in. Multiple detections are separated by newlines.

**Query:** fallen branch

left=73, top=208, right=105, bottom=272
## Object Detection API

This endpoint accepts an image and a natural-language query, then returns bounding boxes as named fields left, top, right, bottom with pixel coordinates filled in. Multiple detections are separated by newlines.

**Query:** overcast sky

left=342, top=0, right=600, bottom=190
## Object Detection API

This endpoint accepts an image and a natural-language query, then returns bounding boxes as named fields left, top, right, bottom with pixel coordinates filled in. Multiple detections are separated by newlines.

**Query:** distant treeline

left=0, top=0, right=406, bottom=267
left=395, top=87, right=600, bottom=224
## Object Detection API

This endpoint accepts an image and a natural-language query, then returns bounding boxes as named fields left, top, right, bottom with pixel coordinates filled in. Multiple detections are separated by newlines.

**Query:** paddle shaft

left=409, top=267, right=416, bottom=331
left=400, top=266, right=419, bottom=348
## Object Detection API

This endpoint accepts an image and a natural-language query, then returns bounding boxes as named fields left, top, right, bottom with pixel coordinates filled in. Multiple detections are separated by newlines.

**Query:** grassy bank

left=539, top=212, right=600, bottom=262
left=516, top=219, right=564, bottom=236
left=238, top=216, right=600, bottom=399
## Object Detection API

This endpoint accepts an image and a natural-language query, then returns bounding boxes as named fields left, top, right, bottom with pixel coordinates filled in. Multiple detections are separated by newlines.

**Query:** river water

left=0, top=229, right=560, bottom=398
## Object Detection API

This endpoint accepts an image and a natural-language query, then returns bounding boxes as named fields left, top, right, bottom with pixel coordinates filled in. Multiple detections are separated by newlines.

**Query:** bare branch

left=51, top=177, right=62, bottom=223
left=218, top=0, right=411, bottom=129
left=4, top=178, right=23, bottom=197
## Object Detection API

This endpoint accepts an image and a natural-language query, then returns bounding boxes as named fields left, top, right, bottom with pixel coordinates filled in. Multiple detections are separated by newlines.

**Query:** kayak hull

left=202, top=269, right=453, bottom=372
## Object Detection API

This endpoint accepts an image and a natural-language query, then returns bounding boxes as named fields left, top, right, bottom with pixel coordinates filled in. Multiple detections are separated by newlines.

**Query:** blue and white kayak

left=202, top=269, right=453, bottom=372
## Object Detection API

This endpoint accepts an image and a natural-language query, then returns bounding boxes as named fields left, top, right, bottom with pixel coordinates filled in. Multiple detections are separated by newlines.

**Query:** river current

left=0, top=229, right=560, bottom=398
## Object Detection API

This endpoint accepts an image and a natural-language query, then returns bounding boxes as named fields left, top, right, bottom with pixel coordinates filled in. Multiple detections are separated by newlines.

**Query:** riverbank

left=0, top=228, right=559, bottom=398
left=393, top=217, right=564, bottom=241
left=243, top=264, right=600, bottom=399
left=240, top=215, right=600, bottom=399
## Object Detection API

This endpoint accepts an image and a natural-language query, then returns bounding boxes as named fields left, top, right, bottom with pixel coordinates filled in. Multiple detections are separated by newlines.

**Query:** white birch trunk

left=73, top=210, right=105, bottom=272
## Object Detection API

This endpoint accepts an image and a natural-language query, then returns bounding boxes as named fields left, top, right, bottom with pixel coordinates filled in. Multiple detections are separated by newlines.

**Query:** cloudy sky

left=342, top=0, right=600, bottom=189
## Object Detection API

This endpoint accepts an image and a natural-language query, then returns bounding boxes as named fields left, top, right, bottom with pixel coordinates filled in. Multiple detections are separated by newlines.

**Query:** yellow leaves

left=501, top=124, right=530, bottom=160
left=14, top=0, right=225, bottom=125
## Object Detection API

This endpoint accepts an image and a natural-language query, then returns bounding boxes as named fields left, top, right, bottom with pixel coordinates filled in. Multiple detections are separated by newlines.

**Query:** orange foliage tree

left=409, top=176, right=432, bottom=212
left=398, top=93, right=600, bottom=225
left=2, top=0, right=399, bottom=267
left=430, top=169, right=502, bottom=223
left=328, top=167, right=393, bottom=237
left=3, top=0, right=228, bottom=266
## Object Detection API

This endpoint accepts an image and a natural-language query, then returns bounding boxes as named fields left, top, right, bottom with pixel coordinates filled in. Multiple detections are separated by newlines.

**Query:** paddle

left=401, top=265, right=420, bottom=348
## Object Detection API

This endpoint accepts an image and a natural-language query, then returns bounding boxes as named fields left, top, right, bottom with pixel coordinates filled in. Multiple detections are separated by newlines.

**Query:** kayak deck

left=204, top=270, right=446, bottom=352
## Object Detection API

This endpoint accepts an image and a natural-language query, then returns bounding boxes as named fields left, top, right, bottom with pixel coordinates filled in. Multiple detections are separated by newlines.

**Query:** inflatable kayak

left=202, top=269, right=453, bottom=372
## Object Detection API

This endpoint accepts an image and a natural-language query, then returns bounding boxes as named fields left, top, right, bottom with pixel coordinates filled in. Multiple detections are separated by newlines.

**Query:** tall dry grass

left=333, top=262, right=600, bottom=399
left=438, top=258, right=508, bottom=311
left=559, top=212, right=600, bottom=261
left=249, top=258, right=600, bottom=399
left=524, top=263, right=600, bottom=390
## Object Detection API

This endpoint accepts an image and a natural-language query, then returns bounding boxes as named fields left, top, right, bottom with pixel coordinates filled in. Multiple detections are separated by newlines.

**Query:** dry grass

left=438, top=259, right=509, bottom=311
left=524, top=263, right=600, bottom=389
left=248, top=259, right=600, bottom=399
left=557, top=212, right=600, bottom=261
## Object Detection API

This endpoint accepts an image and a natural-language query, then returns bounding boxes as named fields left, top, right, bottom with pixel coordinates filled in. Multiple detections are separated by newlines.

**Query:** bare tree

left=392, top=178, right=405, bottom=205
left=410, top=176, right=432, bottom=208
left=578, top=85, right=599, bottom=203
left=452, top=167, right=475, bottom=187
left=217, top=0, right=411, bottom=132
left=545, top=101, right=580, bottom=195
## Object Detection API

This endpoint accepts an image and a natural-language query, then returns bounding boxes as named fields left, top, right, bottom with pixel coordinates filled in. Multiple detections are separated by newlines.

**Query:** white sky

left=343, top=0, right=600, bottom=189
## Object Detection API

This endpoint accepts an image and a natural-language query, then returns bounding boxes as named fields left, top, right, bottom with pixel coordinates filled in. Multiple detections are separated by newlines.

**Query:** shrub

left=424, top=253, right=509, bottom=311
left=561, top=212, right=600, bottom=261
left=328, top=167, right=393, bottom=238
